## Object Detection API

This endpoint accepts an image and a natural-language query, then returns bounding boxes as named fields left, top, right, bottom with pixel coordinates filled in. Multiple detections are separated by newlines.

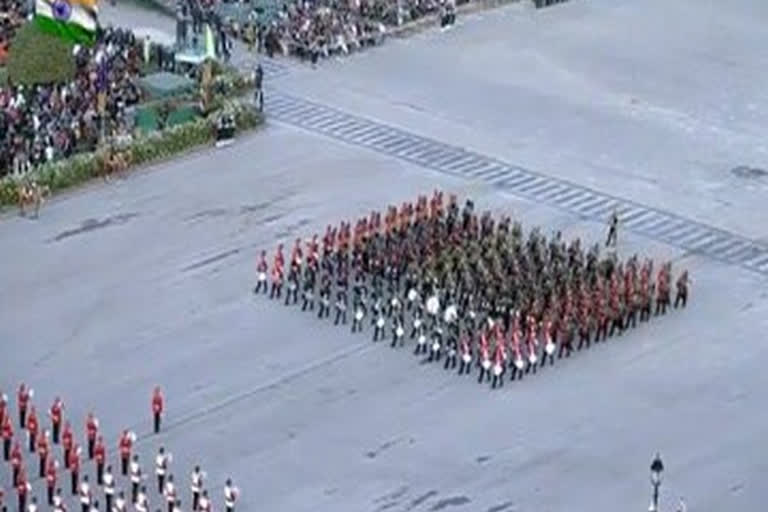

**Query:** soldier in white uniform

left=190, top=467, right=204, bottom=511
left=155, top=448, right=171, bottom=495
left=79, top=475, right=92, bottom=512
left=103, top=466, right=115, bottom=512
left=135, top=487, right=148, bottom=512
left=372, top=309, right=386, bottom=342
left=112, top=491, right=127, bottom=512
left=389, top=316, right=405, bottom=348
left=163, top=475, right=177, bottom=512
left=223, top=480, right=237, bottom=512
left=129, top=455, right=142, bottom=504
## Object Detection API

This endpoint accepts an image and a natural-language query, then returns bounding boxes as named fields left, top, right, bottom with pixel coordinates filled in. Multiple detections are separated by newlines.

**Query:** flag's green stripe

left=35, top=15, right=96, bottom=45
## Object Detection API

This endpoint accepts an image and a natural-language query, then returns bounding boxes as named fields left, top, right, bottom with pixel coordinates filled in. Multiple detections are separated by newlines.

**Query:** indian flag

left=35, top=0, right=99, bottom=45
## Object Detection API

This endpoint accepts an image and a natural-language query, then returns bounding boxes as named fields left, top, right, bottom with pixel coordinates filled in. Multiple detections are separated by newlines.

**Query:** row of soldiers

left=0, top=387, right=238, bottom=512
left=254, top=191, right=691, bottom=388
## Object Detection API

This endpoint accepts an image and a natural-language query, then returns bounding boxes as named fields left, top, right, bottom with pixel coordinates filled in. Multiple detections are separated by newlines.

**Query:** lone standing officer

left=605, top=209, right=619, bottom=247
left=151, top=388, right=164, bottom=434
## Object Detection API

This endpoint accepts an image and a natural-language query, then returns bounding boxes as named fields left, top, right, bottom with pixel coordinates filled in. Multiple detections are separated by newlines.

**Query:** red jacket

left=10, top=442, right=22, bottom=468
left=62, top=424, right=73, bottom=451
left=26, top=408, right=39, bottom=436
left=17, top=385, right=30, bottom=411
left=119, top=432, right=132, bottom=458
left=86, top=415, right=98, bottom=441
left=94, top=438, right=106, bottom=464
left=1, top=416, right=12, bottom=440
left=16, top=471, right=29, bottom=496
left=46, top=458, right=57, bottom=487
left=152, top=391, right=164, bottom=415
left=68, top=446, right=80, bottom=472
left=50, top=400, right=63, bottom=426
left=37, top=432, right=49, bottom=458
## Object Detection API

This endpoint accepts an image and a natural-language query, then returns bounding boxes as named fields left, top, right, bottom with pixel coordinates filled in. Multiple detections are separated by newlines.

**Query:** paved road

left=3, top=1, right=768, bottom=511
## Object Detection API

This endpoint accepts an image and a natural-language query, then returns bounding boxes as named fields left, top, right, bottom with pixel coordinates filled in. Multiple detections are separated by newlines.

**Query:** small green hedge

left=0, top=101, right=263, bottom=205
left=6, top=23, right=76, bottom=86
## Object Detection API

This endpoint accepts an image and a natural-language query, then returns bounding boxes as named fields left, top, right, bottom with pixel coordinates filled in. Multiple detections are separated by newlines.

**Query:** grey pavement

left=3, top=1, right=768, bottom=511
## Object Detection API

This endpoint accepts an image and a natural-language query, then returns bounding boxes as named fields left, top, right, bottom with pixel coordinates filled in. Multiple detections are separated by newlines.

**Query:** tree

left=7, top=22, right=76, bottom=86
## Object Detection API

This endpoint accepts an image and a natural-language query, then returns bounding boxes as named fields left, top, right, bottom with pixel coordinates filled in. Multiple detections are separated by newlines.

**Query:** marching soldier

left=674, top=270, right=690, bottom=308
left=16, top=471, right=30, bottom=512
left=491, top=339, right=507, bottom=389
left=25, top=407, right=38, bottom=454
left=253, top=251, right=268, bottom=294
left=0, top=392, right=7, bottom=430
left=45, top=458, right=57, bottom=505
left=52, top=489, right=65, bottom=512
left=351, top=299, right=365, bottom=333
left=334, top=290, right=348, bottom=325
left=605, top=210, right=619, bottom=247
left=135, top=487, right=148, bottom=512
left=79, top=476, right=92, bottom=512
left=113, top=491, right=127, bottom=512
left=69, top=443, right=81, bottom=496
left=118, top=431, right=133, bottom=476
left=85, top=414, right=99, bottom=460
left=163, top=475, right=176, bottom=512
left=1, top=414, right=12, bottom=461
left=270, top=248, right=284, bottom=299
left=372, top=306, right=386, bottom=342
left=10, top=442, right=21, bottom=487
left=156, top=448, right=172, bottom=495
left=36, top=429, right=49, bottom=478
left=477, top=333, right=491, bottom=383
left=190, top=467, right=204, bottom=511
left=540, top=318, right=556, bottom=368
left=428, top=326, right=443, bottom=362
left=103, top=466, right=115, bottom=512
left=655, top=264, right=671, bottom=316
left=48, top=398, right=63, bottom=445
left=17, top=384, right=31, bottom=430
left=129, top=455, right=142, bottom=504
left=457, top=334, right=472, bottom=375
left=152, top=387, right=165, bottom=434
left=94, top=436, right=106, bottom=485
left=62, top=422, right=74, bottom=469
left=284, top=268, right=300, bottom=306
left=443, top=334, right=458, bottom=369
left=390, top=316, right=406, bottom=348
left=197, top=491, right=210, bottom=512
left=223, top=480, right=238, bottom=512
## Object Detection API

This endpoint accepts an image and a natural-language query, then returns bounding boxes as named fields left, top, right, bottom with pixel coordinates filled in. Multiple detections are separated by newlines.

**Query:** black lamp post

left=649, top=453, right=664, bottom=512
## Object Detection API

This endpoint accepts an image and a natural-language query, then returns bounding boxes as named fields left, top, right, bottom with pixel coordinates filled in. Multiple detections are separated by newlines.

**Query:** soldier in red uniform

left=46, top=458, right=58, bottom=505
left=254, top=250, right=268, bottom=294
left=36, top=429, right=50, bottom=478
left=539, top=317, right=556, bottom=368
left=119, top=430, right=133, bottom=476
left=152, top=387, right=164, bottom=434
left=85, top=413, right=99, bottom=460
left=62, top=422, right=73, bottom=470
left=69, top=443, right=81, bottom=496
left=524, top=314, right=539, bottom=375
left=25, top=406, right=38, bottom=453
left=457, top=333, right=473, bottom=375
left=476, top=332, right=491, bottom=384
left=674, top=270, right=690, bottom=308
left=10, top=441, right=22, bottom=487
left=16, top=384, right=31, bottom=431
left=1, top=414, right=12, bottom=461
left=49, top=398, right=63, bottom=445
left=0, top=392, right=6, bottom=432
left=593, top=297, right=609, bottom=343
left=269, top=260, right=284, bottom=300
left=93, top=436, right=106, bottom=485
left=16, top=467, right=30, bottom=512
left=491, top=338, right=507, bottom=389
left=655, top=263, right=671, bottom=316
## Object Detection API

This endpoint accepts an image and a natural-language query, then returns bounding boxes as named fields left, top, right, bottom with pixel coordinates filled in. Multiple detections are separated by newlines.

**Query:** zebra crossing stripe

left=747, top=254, right=768, bottom=269
left=357, top=130, right=397, bottom=145
left=699, top=236, right=739, bottom=255
left=653, top=220, right=689, bottom=239
left=637, top=217, right=674, bottom=234
left=534, top=183, right=569, bottom=201
left=622, top=209, right=656, bottom=226
left=327, top=120, right=366, bottom=137
left=444, top=155, right=482, bottom=171
left=586, top=202, right=619, bottom=219
left=687, top=233, right=720, bottom=250
left=550, top=189, right=586, bottom=206
left=482, top=168, right=513, bottom=182
left=428, top=151, right=468, bottom=167
left=311, top=114, right=347, bottom=130
left=575, top=197, right=612, bottom=215
left=473, top=164, right=506, bottom=179
left=663, top=224, right=700, bottom=244
left=719, top=241, right=755, bottom=260
left=498, top=174, right=536, bottom=189
left=404, top=146, right=444, bottom=161
left=676, top=229, right=714, bottom=247
left=382, top=137, right=415, bottom=152
left=345, top=125, right=383, bottom=141
left=460, top=161, right=494, bottom=176
left=516, top=177, right=550, bottom=194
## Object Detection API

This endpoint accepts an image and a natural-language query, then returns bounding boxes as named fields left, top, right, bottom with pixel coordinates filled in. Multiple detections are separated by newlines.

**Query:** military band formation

left=0, top=386, right=240, bottom=512
left=254, top=190, right=691, bottom=388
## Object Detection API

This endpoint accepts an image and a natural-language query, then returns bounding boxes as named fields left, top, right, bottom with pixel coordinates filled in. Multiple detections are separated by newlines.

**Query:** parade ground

left=2, top=0, right=768, bottom=511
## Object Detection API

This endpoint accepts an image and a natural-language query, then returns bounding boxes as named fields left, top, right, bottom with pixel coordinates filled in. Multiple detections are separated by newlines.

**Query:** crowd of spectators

left=0, top=26, right=183, bottom=178
left=191, top=0, right=462, bottom=63
left=0, top=0, right=28, bottom=65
